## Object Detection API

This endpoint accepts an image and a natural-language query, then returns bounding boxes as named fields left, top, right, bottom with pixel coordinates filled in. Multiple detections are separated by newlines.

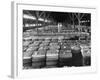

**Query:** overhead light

left=38, top=18, right=44, bottom=21
left=44, top=19, right=51, bottom=22
left=23, top=14, right=36, bottom=20
left=25, top=24, right=29, bottom=27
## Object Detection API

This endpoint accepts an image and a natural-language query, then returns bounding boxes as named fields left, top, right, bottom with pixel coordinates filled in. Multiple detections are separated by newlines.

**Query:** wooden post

left=68, top=13, right=76, bottom=29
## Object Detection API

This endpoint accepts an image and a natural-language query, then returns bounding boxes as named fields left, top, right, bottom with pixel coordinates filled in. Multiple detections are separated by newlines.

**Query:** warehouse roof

left=23, top=10, right=91, bottom=24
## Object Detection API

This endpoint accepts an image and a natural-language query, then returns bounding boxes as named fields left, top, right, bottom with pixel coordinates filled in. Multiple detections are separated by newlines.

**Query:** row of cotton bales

left=23, top=36, right=91, bottom=69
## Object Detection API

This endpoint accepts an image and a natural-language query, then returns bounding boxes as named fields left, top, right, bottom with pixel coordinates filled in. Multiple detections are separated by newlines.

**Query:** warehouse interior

left=23, top=10, right=91, bottom=69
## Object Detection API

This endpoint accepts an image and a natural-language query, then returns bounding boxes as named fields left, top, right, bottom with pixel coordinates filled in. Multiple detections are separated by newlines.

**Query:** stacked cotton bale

left=23, top=31, right=30, bottom=37
left=29, top=43, right=38, bottom=50
left=51, top=37, right=58, bottom=43
left=23, top=40, right=31, bottom=52
left=59, top=42, right=72, bottom=67
left=44, top=38, right=51, bottom=43
left=71, top=45, right=83, bottom=66
left=33, top=41, right=41, bottom=46
left=46, top=42, right=59, bottom=67
left=60, top=42, right=71, bottom=50
left=49, top=42, right=60, bottom=50
left=39, top=41, right=49, bottom=52
left=46, top=50, right=59, bottom=67
left=38, top=46, right=49, bottom=51
left=23, top=47, right=33, bottom=68
left=59, top=50, right=72, bottom=67
left=58, top=36, right=64, bottom=45
left=31, top=37, right=51, bottom=68
left=41, top=41, right=50, bottom=46
left=32, top=50, right=46, bottom=68
left=23, top=37, right=34, bottom=68
left=81, top=46, right=91, bottom=66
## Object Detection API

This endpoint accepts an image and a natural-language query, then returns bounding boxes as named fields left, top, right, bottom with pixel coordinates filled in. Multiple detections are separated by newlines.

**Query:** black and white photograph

left=23, top=10, right=91, bottom=69
left=11, top=2, right=97, bottom=78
